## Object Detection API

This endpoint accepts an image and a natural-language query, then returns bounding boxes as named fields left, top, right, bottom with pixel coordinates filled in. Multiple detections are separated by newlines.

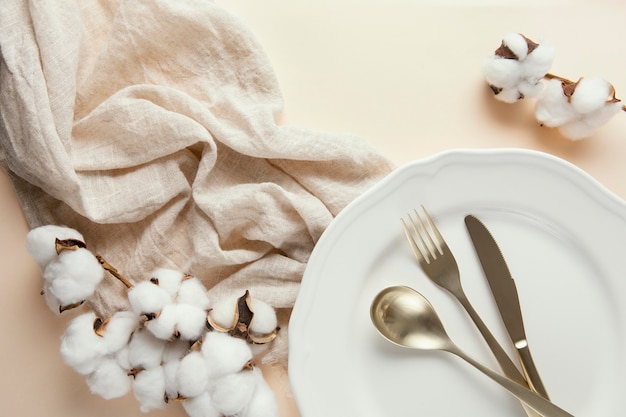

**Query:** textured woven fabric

left=0, top=0, right=394, bottom=363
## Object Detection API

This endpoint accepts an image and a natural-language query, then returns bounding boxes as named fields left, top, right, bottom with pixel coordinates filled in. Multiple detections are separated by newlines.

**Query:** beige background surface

left=2, top=1, right=625, bottom=416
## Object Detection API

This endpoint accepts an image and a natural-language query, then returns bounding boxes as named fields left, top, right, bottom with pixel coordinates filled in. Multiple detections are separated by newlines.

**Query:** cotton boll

left=133, top=367, right=167, bottom=412
left=210, top=370, right=257, bottom=416
left=175, top=303, right=209, bottom=341
left=102, top=311, right=139, bottom=353
left=521, top=42, right=555, bottom=82
left=202, top=332, right=253, bottom=379
left=177, top=351, right=210, bottom=398
left=571, top=77, right=614, bottom=114
left=87, top=358, right=132, bottom=399
left=115, top=345, right=131, bottom=370
left=128, top=328, right=167, bottom=370
left=177, top=277, right=211, bottom=310
left=43, top=248, right=104, bottom=304
left=182, top=391, right=221, bottom=417
left=42, top=281, right=64, bottom=314
left=249, top=299, right=278, bottom=336
left=517, top=80, right=544, bottom=99
left=502, top=32, right=528, bottom=60
left=151, top=268, right=185, bottom=296
left=207, top=295, right=237, bottom=330
left=163, top=338, right=190, bottom=363
left=163, top=357, right=182, bottom=401
left=128, top=281, right=172, bottom=316
left=494, top=87, right=523, bottom=104
left=239, top=370, right=279, bottom=417
left=60, top=312, right=107, bottom=374
left=146, top=303, right=179, bottom=340
left=557, top=120, right=597, bottom=141
left=481, top=56, right=520, bottom=89
left=26, top=225, right=84, bottom=268
left=535, top=79, right=576, bottom=127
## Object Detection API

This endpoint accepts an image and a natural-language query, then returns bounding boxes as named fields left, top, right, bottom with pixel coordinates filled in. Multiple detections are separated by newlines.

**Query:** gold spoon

left=370, top=286, right=573, bottom=417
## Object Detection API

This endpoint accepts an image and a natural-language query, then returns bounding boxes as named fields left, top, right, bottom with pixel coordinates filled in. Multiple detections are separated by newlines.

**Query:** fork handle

left=456, top=292, right=527, bottom=385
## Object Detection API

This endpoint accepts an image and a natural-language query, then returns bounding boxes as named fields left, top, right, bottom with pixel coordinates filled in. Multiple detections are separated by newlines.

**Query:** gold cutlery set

left=370, top=207, right=573, bottom=416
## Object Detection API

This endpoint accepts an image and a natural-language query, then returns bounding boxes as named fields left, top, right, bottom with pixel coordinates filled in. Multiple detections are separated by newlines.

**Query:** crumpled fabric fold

left=0, top=0, right=394, bottom=363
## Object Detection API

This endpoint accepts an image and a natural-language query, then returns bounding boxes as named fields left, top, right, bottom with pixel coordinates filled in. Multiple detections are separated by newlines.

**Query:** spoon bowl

left=370, top=285, right=452, bottom=352
left=369, top=285, right=573, bottom=417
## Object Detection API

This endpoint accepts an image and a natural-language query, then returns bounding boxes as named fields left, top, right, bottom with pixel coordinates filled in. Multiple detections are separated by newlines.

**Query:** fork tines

left=401, top=206, right=444, bottom=265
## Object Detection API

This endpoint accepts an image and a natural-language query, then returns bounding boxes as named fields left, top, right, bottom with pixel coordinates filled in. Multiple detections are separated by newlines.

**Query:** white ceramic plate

left=289, top=149, right=626, bottom=417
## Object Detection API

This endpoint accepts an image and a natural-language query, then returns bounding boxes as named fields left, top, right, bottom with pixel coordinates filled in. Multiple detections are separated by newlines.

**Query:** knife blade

left=464, top=214, right=550, bottom=400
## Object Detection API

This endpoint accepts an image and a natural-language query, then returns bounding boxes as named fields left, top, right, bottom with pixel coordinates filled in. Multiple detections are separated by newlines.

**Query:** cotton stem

left=96, top=255, right=134, bottom=289
left=544, top=73, right=626, bottom=112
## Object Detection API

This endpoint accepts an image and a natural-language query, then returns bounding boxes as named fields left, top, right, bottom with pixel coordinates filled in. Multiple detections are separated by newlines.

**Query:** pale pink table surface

left=2, top=1, right=625, bottom=416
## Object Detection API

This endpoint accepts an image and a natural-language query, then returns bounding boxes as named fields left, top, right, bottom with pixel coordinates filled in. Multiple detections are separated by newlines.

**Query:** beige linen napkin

left=0, top=0, right=394, bottom=363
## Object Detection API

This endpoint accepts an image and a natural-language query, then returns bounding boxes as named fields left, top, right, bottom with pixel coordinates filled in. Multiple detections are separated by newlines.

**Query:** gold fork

left=401, top=206, right=542, bottom=417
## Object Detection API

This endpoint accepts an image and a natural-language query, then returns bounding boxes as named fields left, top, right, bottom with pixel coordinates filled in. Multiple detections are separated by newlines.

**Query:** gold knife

left=465, top=214, right=550, bottom=400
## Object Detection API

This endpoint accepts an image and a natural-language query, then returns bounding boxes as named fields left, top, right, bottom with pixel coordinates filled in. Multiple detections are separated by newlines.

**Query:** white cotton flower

left=482, top=33, right=555, bottom=103
left=43, top=248, right=104, bottom=306
left=177, top=350, right=210, bottom=398
left=60, top=312, right=108, bottom=375
left=133, top=367, right=167, bottom=412
left=535, top=77, right=622, bottom=140
left=210, top=370, right=257, bottom=416
left=128, top=328, right=167, bottom=370
left=239, top=369, right=279, bottom=417
left=87, top=358, right=132, bottom=399
left=182, top=391, right=221, bottom=417
left=26, top=225, right=84, bottom=268
left=150, top=268, right=185, bottom=296
left=249, top=299, right=278, bottom=336
left=177, top=277, right=211, bottom=310
left=202, top=332, right=253, bottom=379
left=127, top=281, right=172, bottom=316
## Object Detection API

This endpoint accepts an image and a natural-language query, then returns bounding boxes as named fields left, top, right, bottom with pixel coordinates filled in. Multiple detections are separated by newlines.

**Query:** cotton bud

left=240, top=371, right=279, bottom=417
left=202, top=331, right=253, bottom=379
left=150, top=268, right=185, bottom=296
left=43, top=248, right=104, bottom=309
left=86, top=358, right=132, bottom=399
left=132, top=366, right=167, bottom=412
left=182, top=391, right=221, bottom=417
left=26, top=225, right=84, bottom=268
left=60, top=312, right=108, bottom=375
left=482, top=33, right=555, bottom=103
left=535, top=76, right=622, bottom=139
left=176, top=276, right=211, bottom=310
left=128, top=328, right=167, bottom=370
left=127, top=281, right=172, bottom=317
left=209, top=369, right=257, bottom=416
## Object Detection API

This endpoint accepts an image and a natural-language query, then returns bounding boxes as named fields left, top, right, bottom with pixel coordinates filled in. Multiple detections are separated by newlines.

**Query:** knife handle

left=517, top=344, right=550, bottom=400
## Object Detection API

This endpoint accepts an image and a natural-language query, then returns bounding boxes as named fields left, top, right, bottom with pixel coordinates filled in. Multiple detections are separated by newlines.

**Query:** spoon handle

left=451, top=347, right=574, bottom=417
